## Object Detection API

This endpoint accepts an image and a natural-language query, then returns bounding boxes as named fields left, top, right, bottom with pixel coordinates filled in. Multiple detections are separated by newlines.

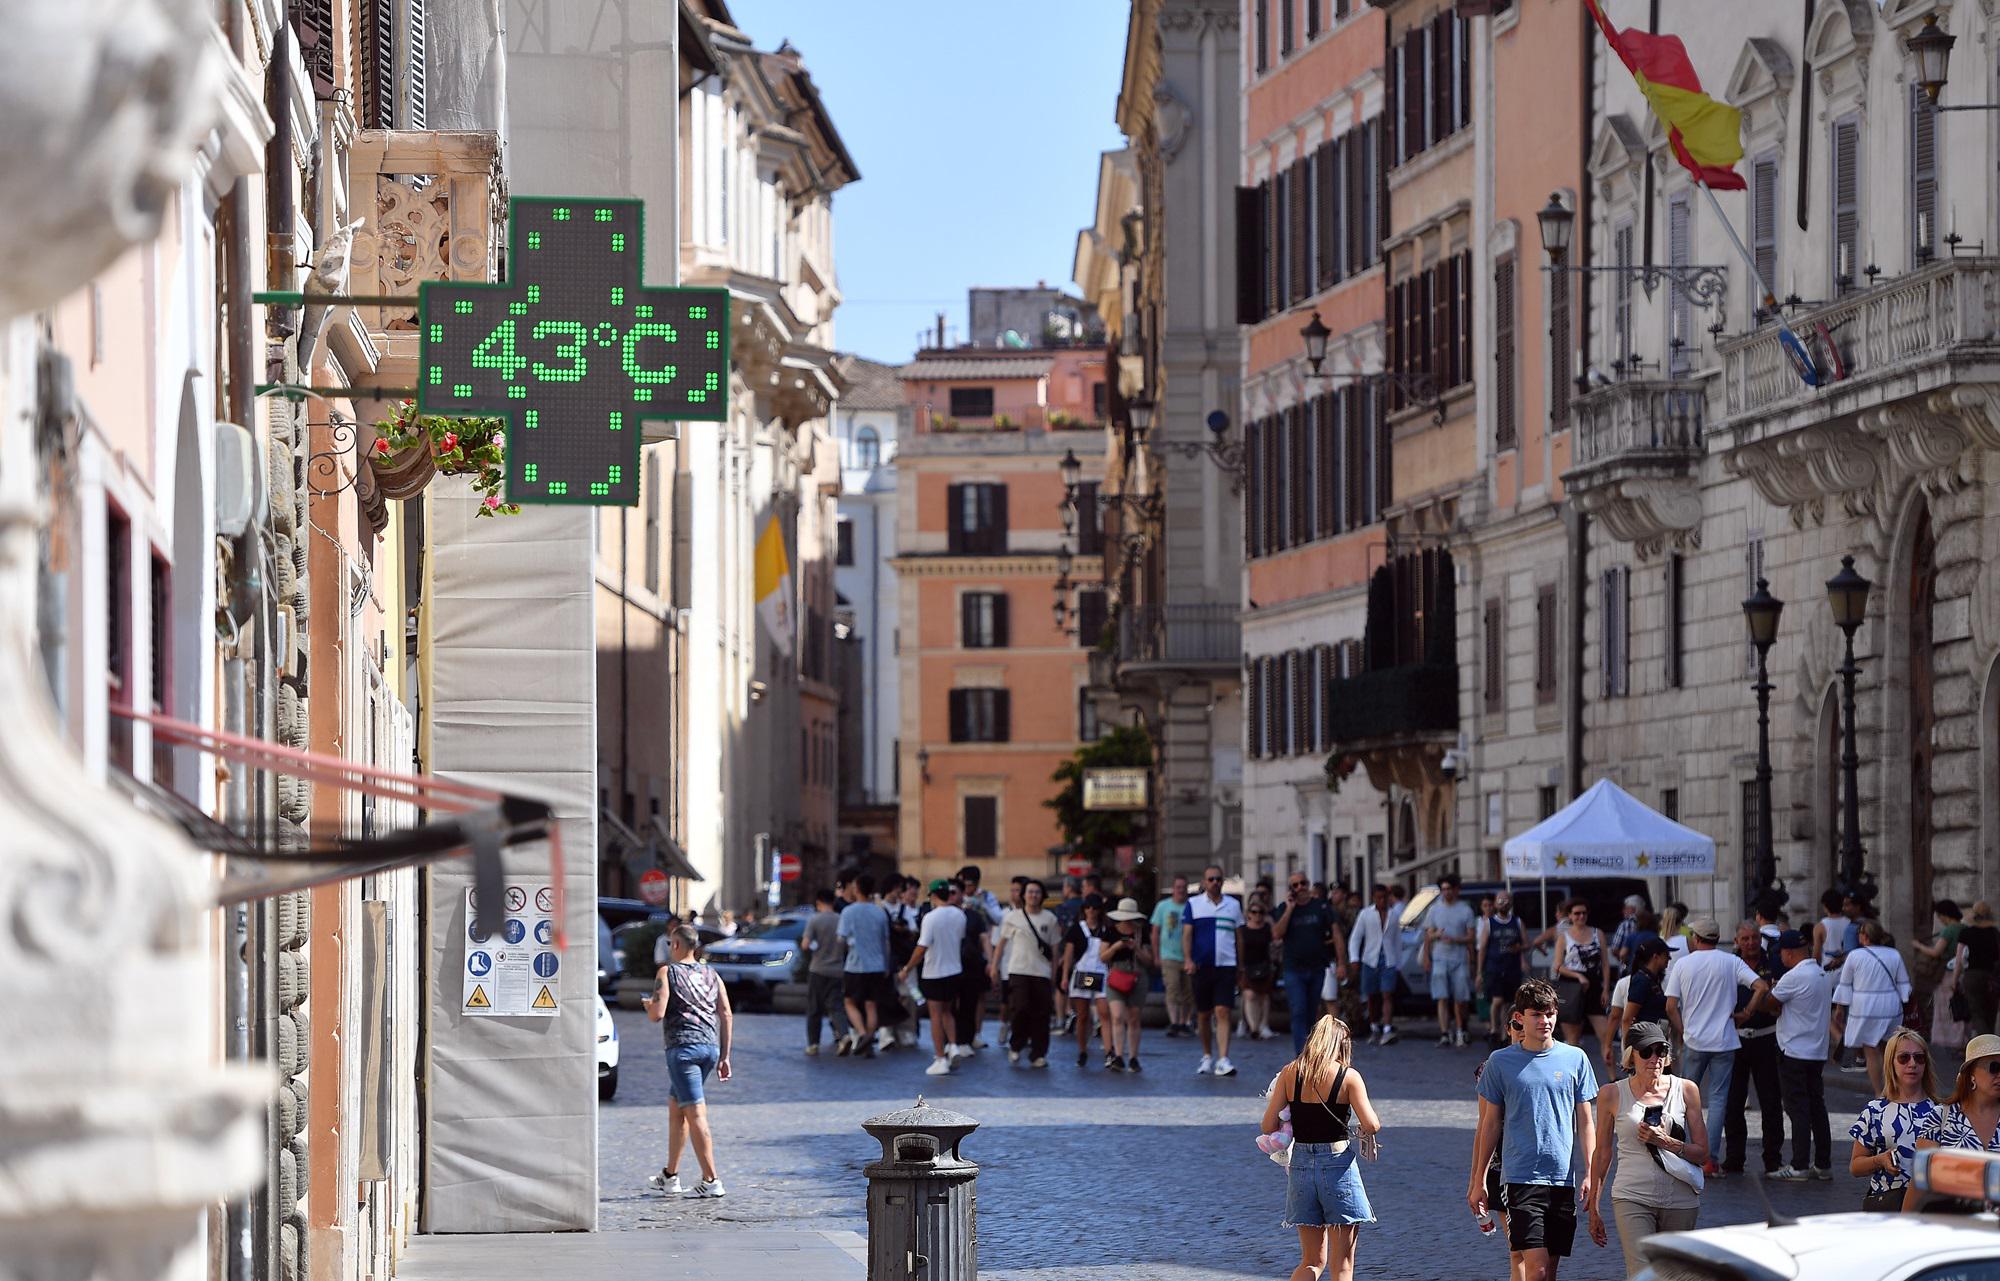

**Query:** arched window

left=853, top=427, right=880, bottom=470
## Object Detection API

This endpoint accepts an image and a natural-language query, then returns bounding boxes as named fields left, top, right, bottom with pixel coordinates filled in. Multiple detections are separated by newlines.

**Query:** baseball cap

left=927, top=878, right=952, bottom=897
left=1775, top=929, right=1808, bottom=952
left=1687, top=916, right=1722, bottom=942
left=1628, top=1021, right=1671, bottom=1052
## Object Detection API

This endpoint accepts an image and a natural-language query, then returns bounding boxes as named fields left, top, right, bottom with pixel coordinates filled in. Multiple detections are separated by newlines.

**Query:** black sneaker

left=1127, top=1054, right=1143, bottom=1072
left=1076, top=1050, right=1089, bottom=1067
left=1106, top=1053, right=1125, bottom=1071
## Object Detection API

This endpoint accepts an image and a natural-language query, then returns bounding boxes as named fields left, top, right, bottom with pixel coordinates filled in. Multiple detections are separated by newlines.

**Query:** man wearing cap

left=898, top=880, right=970, bottom=1077
left=1664, top=916, right=1771, bottom=1174
left=1753, top=929, right=1834, bottom=1179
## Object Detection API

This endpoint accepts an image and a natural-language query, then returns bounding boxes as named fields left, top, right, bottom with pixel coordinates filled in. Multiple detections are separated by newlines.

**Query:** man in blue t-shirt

left=1470, top=978, right=1598, bottom=1281
left=836, top=873, right=892, bottom=1057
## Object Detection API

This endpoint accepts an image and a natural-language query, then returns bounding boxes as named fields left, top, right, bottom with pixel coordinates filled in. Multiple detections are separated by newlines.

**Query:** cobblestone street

left=600, top=1007, right=1870, bottom=1279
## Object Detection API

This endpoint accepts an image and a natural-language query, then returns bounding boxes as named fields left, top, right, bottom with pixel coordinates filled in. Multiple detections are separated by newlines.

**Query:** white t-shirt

left=1770, top=958, right=1834, bottom=1060
left=916, top=904, right=965, bottom=979
left=1663, top=947, right=1762, bottom=1052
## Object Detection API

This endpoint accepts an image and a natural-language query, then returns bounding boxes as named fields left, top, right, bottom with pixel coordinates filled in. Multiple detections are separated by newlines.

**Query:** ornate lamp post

left=1535, top=191, right=1730, bottom=308
left=1742, top=577, right=1784, bottom=904
left=1297, top=310, right=1446, bottom=424
left=1825, top=555, right=1875, bottom=906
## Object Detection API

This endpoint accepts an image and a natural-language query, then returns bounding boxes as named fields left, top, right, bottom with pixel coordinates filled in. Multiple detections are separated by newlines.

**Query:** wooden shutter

left=1268, top=172, right=1285, bottom=316
left=1666, top=553, right=1684, bottom=689
left=1386, top=38, right=1402, bottom=166
left=988, top=483, right=1008, bottom=554
left=992, top=592, right=1010, bottom=648
left=1307, top=0, right=1322, bottom=39
left=1494, top=253, right=1517, bottom=449
left=964, top=796, right=997, bottom=859
left=1443, top=257, right=1461, bottom=387
left=961, top=593, right=978, bottom=646
left=1247, top=658, right=1265, bottom=758
left=1244, top=417, right=1263, bottom=558
left=1752, top=158, right=1779, bottom=312
left=1458, top=251, right=1473, bottom=387
left=1910, top=88, right=1938, bottom=263
left=1291, top=650, right=1309, bottom=754
left=1281, top=0, right=1295, bottom=57
left=1601, top=569, right=1628, bottom=698
left=1319, top=141, right=1339, bottom=288
left=994, top=690, right=1011, bottom=742
left=1484, top=598, right=1504, bottom=712
left=1371, top=384, right=1392, bottom=518
left=292, top=0, right=339, bottom=98
left=1456, top=15, right=1470, bottom=132
left=408, top=0, right=427, bottom=128
left=1264, top=416, right=1283, bottom=552
left=1612, top=221, right=1635, bottom=362
left=1549, top=256, right=1571, bottom=431
left=1236, top=186, right=1268, bottom=323
left=1534, top=584, right=1557, bottom=703
left=1255, top=0, right=1270, bottom=72
left=1316, top=395, right=1337, bottom=536
left=1077, top=589, right=1107, bottom=648
left=1431, top=14, right=1451, bottom=150
left=945, top=483, right=966, bottom=553
left=1292, top=403, right=1311, bottom=544
left=1403, top=33, right=1425, bottom=162
left=1264, top=657, right=1280, bottom=757
left=1343, top=387, right=1364, bottom=528
left=1832, top=114, right=1861, bottom=292
left=949, top=689, right=969, bottom=741
left=1291, top=159, right=1311, bottom=305
left=1667, top=194, right=1693, bottom=373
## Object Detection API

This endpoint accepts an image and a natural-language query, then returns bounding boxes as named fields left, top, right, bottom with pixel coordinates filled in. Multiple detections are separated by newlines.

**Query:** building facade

left=894, top=340, right=1110, bottom=885
left=834, top=355, right=905, bottom=867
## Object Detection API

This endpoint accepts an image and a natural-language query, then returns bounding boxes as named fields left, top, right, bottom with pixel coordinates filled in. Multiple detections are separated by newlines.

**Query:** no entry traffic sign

left=638, top=868, right=671, bottom=906
left=776, top=852, right=802, bottom=883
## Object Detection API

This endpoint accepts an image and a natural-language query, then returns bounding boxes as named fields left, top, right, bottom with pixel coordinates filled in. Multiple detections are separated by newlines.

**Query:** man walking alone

left=1182, top=864, right=1245, bottom=1077
left=1349, top=884, right=1404, bottom=1044
left=802, top=889, right=848, bottom=1055
left=1428, top=875, right=1477, bottom=1046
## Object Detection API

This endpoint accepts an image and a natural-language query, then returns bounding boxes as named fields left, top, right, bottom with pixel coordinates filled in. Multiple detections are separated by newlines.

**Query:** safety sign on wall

left=463, top=884, right=560, bottom=1017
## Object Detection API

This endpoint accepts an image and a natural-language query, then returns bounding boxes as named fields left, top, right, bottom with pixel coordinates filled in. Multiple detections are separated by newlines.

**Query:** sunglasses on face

left=1977, top=1060, right=2000, bottom=1078
left=1205, top=875, right=1222, bottom=884
left=1896, top=1052, right=1928, bottom=1065
left=1635, top=1044, right=1668, bottom=1059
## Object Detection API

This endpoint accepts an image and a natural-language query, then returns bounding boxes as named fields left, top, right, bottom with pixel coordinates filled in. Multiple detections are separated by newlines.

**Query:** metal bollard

left=862, top=1096, right=979, bottom=1280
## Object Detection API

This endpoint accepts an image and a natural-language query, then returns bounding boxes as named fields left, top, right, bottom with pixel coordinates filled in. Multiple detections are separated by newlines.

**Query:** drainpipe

left=1578, top=0, right=1594, bottom=396
left=1566, top=506, right=1588, bottom=800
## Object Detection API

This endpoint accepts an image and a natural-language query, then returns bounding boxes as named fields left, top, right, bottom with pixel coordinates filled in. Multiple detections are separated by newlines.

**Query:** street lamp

left=1742, top=577, right=1784, bottom=905
left=1152, top=408, right=1246, bottom=492
left=1537, top=193, right=1575, bottom=261
left=1059, top=447, right=1083, bottom=492
left=1906, top=14, right=1956, bottom=105
left=1300, top=311, right=1332, bottom=374
left=1825, top=554, right=1874, bottom=908
left=1296, top=310, right=1446, bottom=424
left=1126, top=395, right=1155, bottom=441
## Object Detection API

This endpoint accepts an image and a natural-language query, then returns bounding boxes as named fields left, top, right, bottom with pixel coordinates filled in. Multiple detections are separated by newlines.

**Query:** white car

left=596, top=994, right=620, bottom=1101
left=1637, top=1151, right=2000, bottom=1281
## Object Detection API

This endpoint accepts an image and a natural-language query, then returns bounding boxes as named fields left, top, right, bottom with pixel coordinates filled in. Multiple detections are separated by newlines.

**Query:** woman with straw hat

left=1101, top=896, right=1152, bottom=1072
left=1905, top=1032, right=2000, bottom=1212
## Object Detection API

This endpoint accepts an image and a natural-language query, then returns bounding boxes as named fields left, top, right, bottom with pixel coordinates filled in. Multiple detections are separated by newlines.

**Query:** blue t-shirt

left=837, top=901, right=890, bottom=974
left=1184, top=893, right=1245, bottom=967
left=1476, top=1041, right=1598, bottom=1186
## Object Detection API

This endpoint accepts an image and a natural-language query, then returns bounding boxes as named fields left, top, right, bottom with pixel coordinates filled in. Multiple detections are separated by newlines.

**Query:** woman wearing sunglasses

left=1904, top=1032, right=2000, bottom=1212
left=1586, top=1021, right=1707, bottom=1278
left=1848, top=1026, right=1940, bottom=1212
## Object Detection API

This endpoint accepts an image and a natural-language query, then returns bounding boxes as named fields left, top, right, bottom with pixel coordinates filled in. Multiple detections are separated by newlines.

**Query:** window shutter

left=364, top=0, right=396, bottom=127
left=992, top=592, right=1010, bottom=648
left=994, top=690, right=1011, bottom=742
left=1549, top=256, right=1571, bottom=431
left=407, top=0, right=427, bottom=128
left=1456, top=15, right=1470, bottom=131
left=1386, top=39, right=1402, bottom=166
left=949, top=689, right=968, bottom=741
left=1267, top=172, right=1285, bottom=316
left=292, top=0, right=338, bottom=99
left=990, top=483, right=1008, bottom=553
left=1264, top=416, right=1283, bottom=552
left=1832, top=115, right=1861, bottom=292
left=1292, top=650, right=1309, bottom=754
left=1255, top=0, right=1270, bottom=72
left=945, top=483, right=966, bottom=554
left=1263, top=657, right=1280, bottom=757
left=1307, top=0, right=1322, bottom=39
left=1292, top=404, right=1311, bottom=544
left=1613, top=221, right=1635, bottom=362
left=1431, top=14, right=1451, bottom=148
left=1292, top=159, right=1311, bottom=304
left=1494, top=253, right=1517, bottom=449
left=1317, top=394, right=1337, bottom=537
left=1247, top=658, right=1264, bottom=758
left=1236, top=186, right=1268, bottom=323
left=1343, top=387, right=1364, bottom=528
left=1752, top=157, right=1779, bottom=312
left=1372, top=384, right=1392, bottom=518
left=1403, top=34, right=1425, bottom=162
left=1387, top=277, right=1403, bottom=401
left=964, top=797, right=997, bottom=860
left=1077, top=589, right=1107, bottom=648
left=1484, top=598, right=1503, bottom=713
left=1319, top=142, right=1339, bottom=289
left=1444, top=257, right=1462, bottom=387
left=1666, top=553, right=1684, bottom=688
left=1458, top=251, right=1473, bottom=386
left=1667, top=194, right=1693, bottom=373
left=1245, top=417, right=1263, bottom=558
left=1535, top=584, right=1557, bottom=703
left=960, top=593, right=976, bottom=646
left=1910, top=88, right=1938, bottom=263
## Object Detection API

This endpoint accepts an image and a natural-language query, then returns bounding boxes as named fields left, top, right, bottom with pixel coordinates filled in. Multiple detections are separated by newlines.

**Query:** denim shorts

left=665, top=1042, right=720, bottom=1106
left=1359, top=962, right=1397, bottom=998
left=1430, top=954, right=1472, bottom=1002
left=1284, top=1142, right=1374, bottom=1227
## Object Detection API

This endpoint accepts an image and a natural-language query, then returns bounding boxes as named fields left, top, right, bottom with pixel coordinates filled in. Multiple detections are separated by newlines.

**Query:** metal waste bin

left=862, top=1096, right=979, bottom=1280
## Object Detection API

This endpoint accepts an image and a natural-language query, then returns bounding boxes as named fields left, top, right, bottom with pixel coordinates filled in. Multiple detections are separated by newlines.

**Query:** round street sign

left=776, top=852, right=803, bottom=883
left=1063, top=856, right=1093, bottom=879
left=638, top=868, right=671, bottom=906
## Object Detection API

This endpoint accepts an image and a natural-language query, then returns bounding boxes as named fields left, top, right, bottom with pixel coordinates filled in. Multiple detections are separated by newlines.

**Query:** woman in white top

left=1814, top=889, right=1852, bottom=970
left=1833, top=920, right=1914, bottom=1096
left=1587, top=1021, right=1709, bottom=1278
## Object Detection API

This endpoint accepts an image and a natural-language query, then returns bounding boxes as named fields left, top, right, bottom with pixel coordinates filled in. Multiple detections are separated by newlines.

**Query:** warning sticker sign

left=463, top=884, right=559, bottom=1018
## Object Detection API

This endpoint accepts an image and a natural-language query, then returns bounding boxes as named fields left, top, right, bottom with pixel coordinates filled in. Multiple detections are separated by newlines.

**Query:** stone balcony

left=1713, top=258, right=2000, bottom=532
left=1563, top=379, right=1706, bottom=557
left=1115, top=603, right=1241, bottom=677
left=348, top=130, right=506, bottom=357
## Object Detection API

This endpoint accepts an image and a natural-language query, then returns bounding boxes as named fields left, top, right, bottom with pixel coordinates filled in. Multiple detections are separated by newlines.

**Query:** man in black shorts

left=1469, top=979, right=1598, bottom=1281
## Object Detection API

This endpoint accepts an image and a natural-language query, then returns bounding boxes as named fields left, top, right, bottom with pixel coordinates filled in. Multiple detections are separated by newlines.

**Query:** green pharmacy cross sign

left=419, top=197, right=729, bottom=506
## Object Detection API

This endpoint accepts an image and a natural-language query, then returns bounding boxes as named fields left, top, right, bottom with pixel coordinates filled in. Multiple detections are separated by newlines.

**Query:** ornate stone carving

left=1574, top=478, right=1703, bottom=558
left=0, top=0, right=221, bottom=316
left=1153, top=78, right=1193, bottom=161
left=1861, top=402, right=1974, bottom=498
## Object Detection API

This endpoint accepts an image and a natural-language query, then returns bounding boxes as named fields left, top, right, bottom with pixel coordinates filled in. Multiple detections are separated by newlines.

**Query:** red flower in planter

left=373, top=437, right=392, bottom=456
left=438, top=431, right=459, bottom=452
left=482, top=495, right=501, bottom=510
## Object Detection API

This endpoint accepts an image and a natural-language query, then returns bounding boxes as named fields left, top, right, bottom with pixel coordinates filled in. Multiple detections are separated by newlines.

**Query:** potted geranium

left=368, top=400, right=520, bottom=515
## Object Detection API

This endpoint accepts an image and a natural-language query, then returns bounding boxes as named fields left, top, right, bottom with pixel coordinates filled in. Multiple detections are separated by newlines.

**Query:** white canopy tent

left=1502, top=778, right=1717, bottom=933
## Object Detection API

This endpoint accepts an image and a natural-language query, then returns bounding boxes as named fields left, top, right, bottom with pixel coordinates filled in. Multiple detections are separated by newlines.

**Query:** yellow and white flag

left=754, top=514, right=794, bottom=657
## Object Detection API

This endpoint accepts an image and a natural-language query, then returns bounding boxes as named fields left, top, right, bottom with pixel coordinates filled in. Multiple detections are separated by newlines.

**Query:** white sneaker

left=1369, top=1027, right=1383, bottom=1045
left=1007, top=1049, right=1021, bottom=1064
left=1214, top=1056, right=1237, bottom=1077
left=1381, top=1026, right=1399, bottom=1045
left=947, top=1043, right=974, bottom=1061
left=1811, top=1167, right=1832, bottom=1182
left=973, top=1037, right=990, bottom=1049
left=648, top=1170, right=682, bottom=1194
left=1455, top=1029, right=1469, bottom=1048
left=897, top=1031, right=918, bottom=1049
left=1196, top=1055, right=1214, bottom=1075
left=876, top=1028, right=896, bottom=1052
left=1766, top=1167, right=1809, bottom=1182
left=689, top=1178, right=726, bottom=1198
left=926, top=1055, right=952, bottom=1076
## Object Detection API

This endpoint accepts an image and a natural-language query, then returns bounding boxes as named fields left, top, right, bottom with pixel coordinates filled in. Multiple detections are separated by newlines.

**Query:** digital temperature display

left=418, top=197, right=729, bottom=506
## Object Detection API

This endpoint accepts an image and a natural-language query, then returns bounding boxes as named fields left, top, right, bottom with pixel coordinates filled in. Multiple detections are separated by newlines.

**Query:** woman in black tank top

left=1261, top=1016, right=1383, bottom=1281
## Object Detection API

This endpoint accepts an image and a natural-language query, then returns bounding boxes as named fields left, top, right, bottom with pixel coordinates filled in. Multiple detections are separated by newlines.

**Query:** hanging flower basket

left=1325, top=750, right=1360, bottom=795
left=368, top=401, right=520, bottom=515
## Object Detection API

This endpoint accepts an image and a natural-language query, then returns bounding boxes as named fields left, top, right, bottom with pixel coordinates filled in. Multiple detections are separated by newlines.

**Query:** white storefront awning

left=1502, top=778, right=1716, bottom=878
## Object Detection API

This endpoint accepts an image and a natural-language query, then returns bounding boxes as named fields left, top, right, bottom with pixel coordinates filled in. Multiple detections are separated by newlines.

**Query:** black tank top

left=1291, top=1064, right=1352, bottom=1143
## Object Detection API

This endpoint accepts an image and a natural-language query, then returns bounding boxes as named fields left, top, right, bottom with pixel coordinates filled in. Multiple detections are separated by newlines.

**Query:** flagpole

left=1693, top=180, right=1776, bottom=314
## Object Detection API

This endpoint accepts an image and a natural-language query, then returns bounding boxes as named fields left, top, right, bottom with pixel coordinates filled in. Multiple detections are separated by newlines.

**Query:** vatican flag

left=754, top=515, right=794, bottom=657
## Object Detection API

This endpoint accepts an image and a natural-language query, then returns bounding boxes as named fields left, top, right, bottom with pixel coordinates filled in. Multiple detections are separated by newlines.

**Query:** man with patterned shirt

left=1180, top=863, right=1245, bottom=1077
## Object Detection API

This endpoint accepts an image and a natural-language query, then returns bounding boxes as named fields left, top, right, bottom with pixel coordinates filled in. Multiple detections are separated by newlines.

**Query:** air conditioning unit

left=215, top=420, right=264, bottom=537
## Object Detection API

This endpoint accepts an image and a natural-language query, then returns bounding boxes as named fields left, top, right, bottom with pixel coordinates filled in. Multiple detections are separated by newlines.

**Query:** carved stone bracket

left=1574, top=477, right=1703, bottom=559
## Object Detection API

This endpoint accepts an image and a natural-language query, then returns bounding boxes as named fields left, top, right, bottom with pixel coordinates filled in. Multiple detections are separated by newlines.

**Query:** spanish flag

left=1585, top=0, right=1744, bottom=190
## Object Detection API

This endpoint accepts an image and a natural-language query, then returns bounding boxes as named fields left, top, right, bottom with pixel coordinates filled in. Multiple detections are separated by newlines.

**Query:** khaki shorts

left=1162, top=962, right=1192, bottom=1009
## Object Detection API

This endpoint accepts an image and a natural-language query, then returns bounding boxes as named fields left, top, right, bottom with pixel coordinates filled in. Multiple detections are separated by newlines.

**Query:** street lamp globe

left=1537, top=193, right=1575, bottom=261
left=1825, top=555, right=1871, bottom=635
left=1126, top=396, right=1156, bottom=439
left=1906, top=13, right=1956, bottom=104
left=1742, top=576, right=1784, bottom=652
left=1059, top=447, right=1083, bottom=492
left=1299, top=311, right=1331, bottom=374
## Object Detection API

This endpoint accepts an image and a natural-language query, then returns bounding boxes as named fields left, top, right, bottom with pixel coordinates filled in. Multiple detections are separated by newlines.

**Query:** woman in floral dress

left=1847, top=1027, right=1940, bottom=1212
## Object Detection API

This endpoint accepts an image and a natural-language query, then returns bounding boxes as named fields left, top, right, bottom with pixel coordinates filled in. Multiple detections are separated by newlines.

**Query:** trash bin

left=862, top=1095, right=979, bottom=1280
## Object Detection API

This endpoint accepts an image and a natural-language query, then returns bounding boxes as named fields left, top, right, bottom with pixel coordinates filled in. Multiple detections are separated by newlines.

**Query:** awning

left=650, top=816, right=704, bottom=882
left=596, top=809, right=703, bottom=883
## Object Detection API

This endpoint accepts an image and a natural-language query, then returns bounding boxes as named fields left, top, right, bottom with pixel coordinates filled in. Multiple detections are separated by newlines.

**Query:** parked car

left=595, top=994, right=620, bottom=1101
left=597, top=914, right=621, bottom=998
left=1391, top=878, right=1649, bottom=1013
left=1634, top=1150, right=2000, bottom=1280
left=703, top=910, right=813, bottom=1007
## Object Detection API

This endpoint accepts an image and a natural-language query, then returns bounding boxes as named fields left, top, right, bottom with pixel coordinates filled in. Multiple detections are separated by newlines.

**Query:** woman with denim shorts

left=642, top=923, right=733, bottom=1198
left=1261, top=1015, right=1381, bottom=1281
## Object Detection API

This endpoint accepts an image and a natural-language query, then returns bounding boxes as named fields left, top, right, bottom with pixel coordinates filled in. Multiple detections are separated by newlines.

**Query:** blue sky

left=724, top=0, right=1131, bottom=364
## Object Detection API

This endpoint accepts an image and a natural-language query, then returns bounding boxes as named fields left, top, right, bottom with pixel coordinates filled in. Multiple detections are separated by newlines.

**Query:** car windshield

left=742, top=918, right=805, bottom=942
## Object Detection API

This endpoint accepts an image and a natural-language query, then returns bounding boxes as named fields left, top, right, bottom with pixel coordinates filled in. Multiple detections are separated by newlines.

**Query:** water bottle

left=1476, top=1209, right=1497, bottom=1236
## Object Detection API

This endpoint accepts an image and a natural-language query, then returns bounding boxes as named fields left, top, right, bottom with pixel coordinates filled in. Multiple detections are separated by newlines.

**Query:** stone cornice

left=891, top=553, right=1103, bottom=578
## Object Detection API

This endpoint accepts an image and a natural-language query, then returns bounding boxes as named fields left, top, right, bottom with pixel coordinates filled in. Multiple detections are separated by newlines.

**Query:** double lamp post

left=1740, top=556, right=1875, bottom=910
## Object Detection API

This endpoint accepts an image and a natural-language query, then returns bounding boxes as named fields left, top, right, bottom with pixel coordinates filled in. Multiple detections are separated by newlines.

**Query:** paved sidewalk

left=395, top=1227, right=865, bottom=1280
